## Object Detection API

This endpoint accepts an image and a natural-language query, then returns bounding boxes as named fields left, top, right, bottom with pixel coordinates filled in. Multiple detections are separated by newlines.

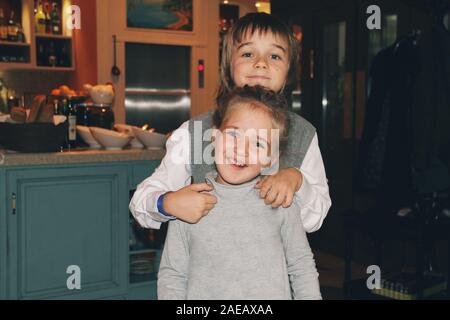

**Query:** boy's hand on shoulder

left=255, top=168, right=303, bottom=209
left=164, top=183, right=217, bottom=224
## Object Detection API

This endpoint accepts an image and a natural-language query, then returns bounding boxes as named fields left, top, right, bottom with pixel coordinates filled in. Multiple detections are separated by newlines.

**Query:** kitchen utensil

left=111, top=35, right=121, bottom=76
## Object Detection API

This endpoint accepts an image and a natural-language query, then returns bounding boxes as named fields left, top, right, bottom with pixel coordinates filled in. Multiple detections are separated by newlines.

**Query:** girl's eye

left=241, top=52, right=253, bottom=58
left=256, top=141, right=266, bottom=149
left=226, top=130, right=239, bottom=138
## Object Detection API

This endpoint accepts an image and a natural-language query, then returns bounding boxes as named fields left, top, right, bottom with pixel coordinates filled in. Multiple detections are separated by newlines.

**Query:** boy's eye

left=241, top=52, right=253, bottom=58
left=270, top=54, right=282, bottom=61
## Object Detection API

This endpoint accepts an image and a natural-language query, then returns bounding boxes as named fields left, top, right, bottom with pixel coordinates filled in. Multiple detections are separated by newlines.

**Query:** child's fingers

left=282, top=192, right=294, bottom=208
left=260, top=183, right=273, bottom=198
left=203, top=194, right=218, bottom=204
left=255, top=176, right=268, bottom=189
left=190, top=182, right=214, bottom=192
left=271, top=192, right=286, bottom=208
left=264, top=189, right=278, bottom=205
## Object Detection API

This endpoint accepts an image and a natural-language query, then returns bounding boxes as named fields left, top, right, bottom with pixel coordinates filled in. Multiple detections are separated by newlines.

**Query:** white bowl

left=132, top=127, right=167, bottom=149
left=114, top=124, right=144, bottom=148
left=77, top=125, right=101, bottom=149
left=89, top=126, right=132, bottom=150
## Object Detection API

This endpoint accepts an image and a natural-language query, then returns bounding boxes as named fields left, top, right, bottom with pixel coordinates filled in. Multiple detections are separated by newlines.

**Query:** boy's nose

left=254, top=57, right=268, bottom=69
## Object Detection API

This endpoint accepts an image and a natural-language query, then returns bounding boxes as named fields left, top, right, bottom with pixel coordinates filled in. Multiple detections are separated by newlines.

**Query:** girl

left=129, top=13, right=331, bottom=233
left=158, top=86, right=321, bottom=300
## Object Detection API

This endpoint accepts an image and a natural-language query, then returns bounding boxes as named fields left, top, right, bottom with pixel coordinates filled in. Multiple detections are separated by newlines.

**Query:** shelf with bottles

left=33, top=0, right=74, bottom=70
left=33, top=0, right=68, bottom=37
left=0, top=0, right=32, bottom=67
left=35, top=36, right=72, bottom=68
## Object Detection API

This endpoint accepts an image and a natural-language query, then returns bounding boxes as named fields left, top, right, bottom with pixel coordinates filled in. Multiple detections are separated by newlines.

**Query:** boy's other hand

left=163, top=183, right=217, bottom=224
left=254, top=168, right=303, bottom=209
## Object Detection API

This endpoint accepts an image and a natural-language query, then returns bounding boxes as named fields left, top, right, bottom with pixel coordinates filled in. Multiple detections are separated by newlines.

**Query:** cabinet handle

left=12, top=193, right=16, bottom=215
left=310, top=49, right=315, bottom=79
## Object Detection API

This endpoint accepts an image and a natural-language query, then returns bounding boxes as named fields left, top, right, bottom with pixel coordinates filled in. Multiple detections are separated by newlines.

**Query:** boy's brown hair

left=216, top=12, right=299, bottom=105
left=213, top=85, right=290, bottom=151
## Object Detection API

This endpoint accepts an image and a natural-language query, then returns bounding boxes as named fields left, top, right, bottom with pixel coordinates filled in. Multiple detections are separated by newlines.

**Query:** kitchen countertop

left=0, top=148, right=166, bottom=167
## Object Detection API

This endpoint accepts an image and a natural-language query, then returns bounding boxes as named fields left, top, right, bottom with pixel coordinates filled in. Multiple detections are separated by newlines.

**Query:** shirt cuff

left=151, top=191, right=177, bottom=221
left=295, top=169, right=315, bottom=206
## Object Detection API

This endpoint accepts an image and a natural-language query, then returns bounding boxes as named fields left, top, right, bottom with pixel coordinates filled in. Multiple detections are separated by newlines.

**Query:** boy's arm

left=157, top=220, right=190, bottom=300
left=129, top=121, right=191, bottom=229
left=295, top=133, right=332, bottom=232
left=281, top=204, right=322, bottom=300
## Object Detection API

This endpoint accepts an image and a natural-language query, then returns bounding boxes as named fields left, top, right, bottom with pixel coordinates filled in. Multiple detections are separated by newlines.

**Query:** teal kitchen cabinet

left=1, top=157, right=162, bottom=300
left=5, top=164, right=129, bottom=300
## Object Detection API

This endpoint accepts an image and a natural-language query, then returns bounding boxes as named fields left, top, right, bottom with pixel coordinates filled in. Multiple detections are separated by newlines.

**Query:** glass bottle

left=7, top=10, right=18, bottom=42
left=44, top=1, right=51, bottom=34
left=0, top=8, right=8, bottom=41
left=51, top=3, right=61, bottom=35
left=48, top=41, right=56, bottom=66
left=16, top=23, right=25, bottom=43
left=67, top=99, right=77, bottom=149
left=35, top=1, right=46, bottom=34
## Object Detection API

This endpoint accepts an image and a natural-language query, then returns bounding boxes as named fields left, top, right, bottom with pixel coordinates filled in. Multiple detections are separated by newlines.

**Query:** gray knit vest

left=188, top=110, right=316, bottom=183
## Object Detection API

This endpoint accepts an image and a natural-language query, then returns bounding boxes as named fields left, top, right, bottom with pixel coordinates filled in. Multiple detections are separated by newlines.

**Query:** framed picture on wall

left=127, top=0, right=193, bottom=31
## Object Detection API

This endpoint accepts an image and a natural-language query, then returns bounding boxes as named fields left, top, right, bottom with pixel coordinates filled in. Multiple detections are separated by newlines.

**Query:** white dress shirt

left=129, top=120, right=331, bottom=233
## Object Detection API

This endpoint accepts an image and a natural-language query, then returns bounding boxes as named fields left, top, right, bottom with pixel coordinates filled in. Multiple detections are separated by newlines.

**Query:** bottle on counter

left=7, top=10, right=18, bottom=42
left=51, top=3, right=61, bottom=35
left=0, top=8, right=8, bottom=41
left=66, top=99, right=77, bottom=149
left=35, top=1, right=46, bottom=34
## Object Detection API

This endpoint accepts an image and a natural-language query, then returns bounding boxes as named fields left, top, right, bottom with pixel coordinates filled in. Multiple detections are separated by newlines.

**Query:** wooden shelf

left=0, top=62, right=32, bottom=69
left=0, top=41, right=30, bottom=47
left=35, top=34, right=72, bottom=40
left=34, top=66, right=75, bottom=71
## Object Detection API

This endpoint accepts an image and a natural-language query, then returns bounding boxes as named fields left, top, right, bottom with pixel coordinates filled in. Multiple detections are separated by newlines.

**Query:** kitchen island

left=0, top=148, right=164, bottom=300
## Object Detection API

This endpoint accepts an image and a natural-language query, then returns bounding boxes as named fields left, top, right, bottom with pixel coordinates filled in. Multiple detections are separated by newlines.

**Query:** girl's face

left=231, top=31, right=289, bottom=92
left=213, top=103, right=278, bottom=185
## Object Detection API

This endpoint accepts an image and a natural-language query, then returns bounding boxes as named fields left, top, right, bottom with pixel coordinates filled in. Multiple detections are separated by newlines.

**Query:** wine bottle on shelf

left=48, top=41, right=56, bottom=66
left=16, top=23, right=25, bottom=43
left=7, top=11, right=19, bottom=42
left=0, top=8, right=8, bottom=41
left=44, top=2, right=51, bottom=34
left=35, top=1, right=46, bottom=34
left=51, top=3, right=61, bottom=35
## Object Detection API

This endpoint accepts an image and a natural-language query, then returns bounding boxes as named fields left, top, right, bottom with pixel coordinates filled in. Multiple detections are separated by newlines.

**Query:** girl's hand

left=164, top=183, right=217, bottom=224
left=255, top=168, right=303, bottom=208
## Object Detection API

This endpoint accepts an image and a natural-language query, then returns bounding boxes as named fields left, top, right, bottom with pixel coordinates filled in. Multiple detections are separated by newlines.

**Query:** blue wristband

left=157, top=193, right=175, bottom=219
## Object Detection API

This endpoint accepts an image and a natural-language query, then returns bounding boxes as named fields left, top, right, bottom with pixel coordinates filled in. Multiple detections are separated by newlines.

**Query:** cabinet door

left=6, top=165, right=128, bottom=300
left=0, top=168, right=6, bottom=300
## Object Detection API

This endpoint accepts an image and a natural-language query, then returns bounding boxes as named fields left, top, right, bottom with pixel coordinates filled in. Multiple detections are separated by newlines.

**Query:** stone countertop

left=0, top=148, right=166, bottom=167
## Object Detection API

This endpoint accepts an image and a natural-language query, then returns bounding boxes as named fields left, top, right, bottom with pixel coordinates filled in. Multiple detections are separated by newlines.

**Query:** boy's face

left=231, top=31, right=289, bottom=92
left=213, top=103, right=280, bottom=185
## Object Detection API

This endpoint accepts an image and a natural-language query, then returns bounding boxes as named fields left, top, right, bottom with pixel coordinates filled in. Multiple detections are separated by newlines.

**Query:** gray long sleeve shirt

left=157, top=171, right=322, bottom=300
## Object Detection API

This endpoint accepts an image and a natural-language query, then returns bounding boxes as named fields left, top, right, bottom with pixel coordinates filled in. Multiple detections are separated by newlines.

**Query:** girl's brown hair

left=213, top=85, right=290, bottom=150
left=216, top=12, right=299, bottom=106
